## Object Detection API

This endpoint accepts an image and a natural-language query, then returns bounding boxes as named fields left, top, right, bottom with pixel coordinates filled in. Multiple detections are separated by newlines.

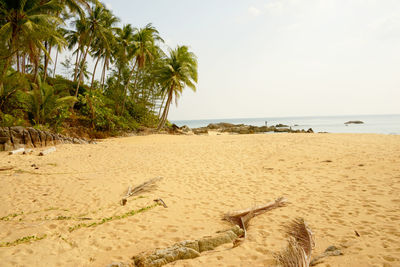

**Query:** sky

left=101, top=0, right=400, bottom=120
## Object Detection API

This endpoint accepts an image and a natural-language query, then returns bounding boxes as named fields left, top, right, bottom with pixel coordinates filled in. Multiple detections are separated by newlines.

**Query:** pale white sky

left=103, top=0, right=400, bottom=119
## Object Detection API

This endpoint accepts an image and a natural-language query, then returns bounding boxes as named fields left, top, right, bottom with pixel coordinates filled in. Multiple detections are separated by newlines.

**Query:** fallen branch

left=0, top=166, right=14, bottom=171
left=120, top=177, right=162, bottom=205
left=9, top=148, right=25, bottom=155
left=275, top=218, right=315, bottom=267
left=39, top=147, right=56, bottom=156
left=132, top=226, right=244, bottom=267
left=223, top=197, right=288, bottom=237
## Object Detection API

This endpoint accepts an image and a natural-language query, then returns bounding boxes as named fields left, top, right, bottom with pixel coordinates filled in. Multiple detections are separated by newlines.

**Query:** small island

left=344, top=121, right=364, bottom=125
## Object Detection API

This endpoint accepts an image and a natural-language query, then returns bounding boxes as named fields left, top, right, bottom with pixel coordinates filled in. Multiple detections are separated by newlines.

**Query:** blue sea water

left=171, top=114, right=400, bottom=134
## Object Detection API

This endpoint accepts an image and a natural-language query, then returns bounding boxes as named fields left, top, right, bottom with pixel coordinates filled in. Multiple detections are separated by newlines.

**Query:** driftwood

left=132, top=226, right=244, bottom=267
left=39, top=147, right=56, bottom=156
left=310, top=246, right=343, bottom=266
left=9, top=148, right=25, bottom=155
left=23, top=149, right=33, bottom=154
left=0, top=166, right=14, bottom=171
left=275, top=218, right=315, bottom=267
left=120, top=177, right=163, bottom=205
left=223, top=197, right=288, bottom=237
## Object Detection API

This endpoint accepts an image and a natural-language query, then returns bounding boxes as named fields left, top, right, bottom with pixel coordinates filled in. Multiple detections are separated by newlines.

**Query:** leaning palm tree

left=156, top=46, right=198, bottom=130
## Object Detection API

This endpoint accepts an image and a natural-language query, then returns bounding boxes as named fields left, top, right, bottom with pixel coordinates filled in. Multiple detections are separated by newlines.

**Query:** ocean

left=171, top=114, right=400, bottom=134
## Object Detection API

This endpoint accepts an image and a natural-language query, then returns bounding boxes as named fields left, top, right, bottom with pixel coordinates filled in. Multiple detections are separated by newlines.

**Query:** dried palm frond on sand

left=120, top=177, right=163, bottom=205
left=276, top=218, right=315, bottom=267
left=223, top=197, right=288, bottom=238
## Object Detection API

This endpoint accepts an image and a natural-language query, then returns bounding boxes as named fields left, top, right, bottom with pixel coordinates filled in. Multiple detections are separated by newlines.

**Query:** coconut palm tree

left=0, top=0, right=63, bottom=87
left=114, top=24, right=135, bottom=78
left=74, top=3, right=112, bottom=98
left=119, top=23, right=163, bottom=115
left=156, top=46, right=198, bottom=130
left=43, top=25, right=67, bottom=81
left=90, top=9, right=118, bottom=90
left=66, top=17, right=88, bottom=81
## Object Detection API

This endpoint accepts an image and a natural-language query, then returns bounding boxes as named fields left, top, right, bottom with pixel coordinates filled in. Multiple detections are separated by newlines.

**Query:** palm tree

left=156, top=46, right=198, bottom=130
left=66, top=17, right=88, bottom=82
left=0, top=0, right=63, bottom=87
left=120, top=23, right=163, bottom=115
left=114, top=24, right=135, bottom=78
left=90, top=9, right=118, bottom=90
left=43, top=25, right=67, bottom=81
left=74, top=3, right=113, bottom=98
left=52, top=27, right=69, bottom=78
left=21, top=77, right=76, bottom=125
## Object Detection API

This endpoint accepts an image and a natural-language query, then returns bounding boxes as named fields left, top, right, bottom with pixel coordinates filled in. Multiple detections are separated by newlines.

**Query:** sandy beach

left=0, top=133, right=399, bottom=266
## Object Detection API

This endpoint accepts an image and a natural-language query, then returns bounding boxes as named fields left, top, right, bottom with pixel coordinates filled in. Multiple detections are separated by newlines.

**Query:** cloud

left=248, top=6, right=261, bottom=17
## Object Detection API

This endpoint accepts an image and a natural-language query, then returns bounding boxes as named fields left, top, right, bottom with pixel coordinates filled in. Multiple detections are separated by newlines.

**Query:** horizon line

left=170, top=113, right=400, bottom=122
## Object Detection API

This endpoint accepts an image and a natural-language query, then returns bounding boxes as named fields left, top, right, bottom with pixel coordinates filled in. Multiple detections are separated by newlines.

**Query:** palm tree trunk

left=74, top=35, right=93, bottom=98
left=33, top=56, right=39, bottom=84
left=101, top=57, right=107, bottom=90
left=158, top=92, right=167, bottom=118
left=43, top=43, right=50, bottom=81
left=91, top=56, right=101, bottom=89
left=120, top=60, right=137, bottom=115
left=132, top=68, right=140, bottom=100
left=53, top=49, right=59, bottom=78
left=16, top=52, right=20, bottom=72
left=73, top=42, right=81, bottom=82
left=157, top=89, right=173, bottom=131
left=22, top=53, right=26, bottom=74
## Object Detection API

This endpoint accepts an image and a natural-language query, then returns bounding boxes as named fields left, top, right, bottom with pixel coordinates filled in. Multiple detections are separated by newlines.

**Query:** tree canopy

left=0, top=0, right=198, bottom=137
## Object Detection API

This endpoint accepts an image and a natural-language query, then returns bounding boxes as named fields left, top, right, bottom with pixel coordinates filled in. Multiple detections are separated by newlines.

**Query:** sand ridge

left=0, top=133, right=399, bottom=266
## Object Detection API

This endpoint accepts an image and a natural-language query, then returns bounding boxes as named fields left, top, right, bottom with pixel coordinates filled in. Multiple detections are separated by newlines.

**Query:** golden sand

left=0, top=133, right=399, bottom=266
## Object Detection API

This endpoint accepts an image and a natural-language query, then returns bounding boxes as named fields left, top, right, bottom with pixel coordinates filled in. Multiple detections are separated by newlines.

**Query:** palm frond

left=275, top=218, right=315, bottom=267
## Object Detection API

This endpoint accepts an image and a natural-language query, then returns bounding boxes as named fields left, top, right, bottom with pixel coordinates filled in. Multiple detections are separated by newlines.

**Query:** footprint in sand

left=48, top=224, right=57, bottom=229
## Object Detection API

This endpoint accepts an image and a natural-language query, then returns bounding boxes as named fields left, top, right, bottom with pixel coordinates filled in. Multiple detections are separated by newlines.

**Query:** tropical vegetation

left=0, top=0, right=198, bottom=137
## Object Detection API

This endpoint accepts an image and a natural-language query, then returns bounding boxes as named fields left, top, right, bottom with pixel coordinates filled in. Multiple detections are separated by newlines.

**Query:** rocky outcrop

left=180, top=125, right=191, bottom=133
left=192, top=127, right=208, bottom=135
left=191, top=123, right=314, bottom=135
left=0, top=126, right=89, bottom=151
left=344, top=120, right=364, bottom=124
left=207, top=122, right=236, bottom=129
left=132, top=226, right=244, bottom=267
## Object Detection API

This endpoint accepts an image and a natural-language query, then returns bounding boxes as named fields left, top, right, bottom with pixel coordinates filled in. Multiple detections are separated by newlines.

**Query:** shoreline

left=1, top=123, right=397, bottom=153
left=172, top=114, right=400, bottom=135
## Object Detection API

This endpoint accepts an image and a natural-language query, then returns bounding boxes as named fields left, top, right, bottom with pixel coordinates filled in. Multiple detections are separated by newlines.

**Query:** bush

left=79, top=90, right=139, bottom=132
left=0, top=112, right=28, bottom=127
